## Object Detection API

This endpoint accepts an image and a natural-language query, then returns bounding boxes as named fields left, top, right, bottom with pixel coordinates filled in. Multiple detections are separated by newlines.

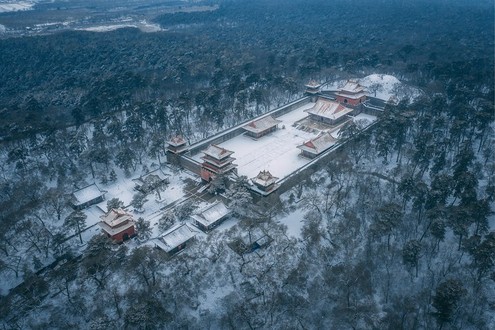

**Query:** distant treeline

left=0, top=0, right=493, bottom=140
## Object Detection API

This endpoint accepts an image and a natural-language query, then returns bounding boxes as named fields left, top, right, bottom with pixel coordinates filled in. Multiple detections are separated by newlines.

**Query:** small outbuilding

left=230, top=228, right=273, bottom=255
left=166, top=135, right=188, bottom=155
left=242, top=229, right=273, bottom=253
left=166, top=135, right=188, bottom=164
left=192, top=201, right=232, bottom=232
left=242, top=116, right=282, bottom=139
left=305, top=80, right=322, bottom=94
left=251, top=170, right=279, bottom=195
left=99, top=208, right=136, bottom=243
left=297, top=132, right=337, bottom=159
left=154, top=223, right=196, bottom=255
left=305, top=80, right=322, bottom=100
left=70, top=183, right=107, bottom=210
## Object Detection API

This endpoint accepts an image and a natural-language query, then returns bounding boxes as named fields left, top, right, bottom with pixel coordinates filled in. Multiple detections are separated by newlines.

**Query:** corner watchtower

left=166, top=135, right=188, bottom=165
left=304, top=80, right=322, bottom=102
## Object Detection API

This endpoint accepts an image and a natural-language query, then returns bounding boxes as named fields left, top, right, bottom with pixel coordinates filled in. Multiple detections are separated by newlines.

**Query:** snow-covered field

left=193, top=102, right=318, bottom=180
left=360, top=73, right=422, bottom=102
left=0, top=1, right=34, bottom=13
left=359, top=74, right=402, bottom=100
left=78, top=21, right=163, bottom=33
left=324, top=74, right=422, bottom=103
left=278, top=208, right=305, bottom=239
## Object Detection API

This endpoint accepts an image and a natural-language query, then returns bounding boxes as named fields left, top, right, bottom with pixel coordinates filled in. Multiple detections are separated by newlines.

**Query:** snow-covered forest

left=0, top=0, right=494, bottom=329
left=1, top=81, right=493, bottom=329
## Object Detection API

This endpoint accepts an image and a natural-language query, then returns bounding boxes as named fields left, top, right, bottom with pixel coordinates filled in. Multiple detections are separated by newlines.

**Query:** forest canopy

left=0, top=0, right=494, bottom=329
left=0, top=0, right=493, bottom=140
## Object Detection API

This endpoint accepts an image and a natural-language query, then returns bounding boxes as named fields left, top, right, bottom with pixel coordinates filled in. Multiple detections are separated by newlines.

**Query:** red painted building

left=297, top=132, right=337, bottom=159
left=200, top=145, right=237, bottom=182
left=335, top=80, right=367, bottom=106
left=99, top=209, right=136, bottom=243
left=305, top=98, right=354, bottom=125
left=242, top=116, right=281, bottom=139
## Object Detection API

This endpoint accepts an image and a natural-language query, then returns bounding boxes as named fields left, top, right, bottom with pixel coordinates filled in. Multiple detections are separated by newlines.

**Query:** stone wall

left=176, top=93, right=382, bottom=200
left=274, top=120, right=380, bottom=197
left=178, top=155, right=202, bottom=175
left=185, top=96, right=312, bottom=157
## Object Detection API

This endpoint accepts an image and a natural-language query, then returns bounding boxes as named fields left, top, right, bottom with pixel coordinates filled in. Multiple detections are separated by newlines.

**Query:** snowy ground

left=353, top=113, right=378, bottom=127
left=193, top=102, right=318, bottom=180
left=77, top=21, right=163, bottom=33
left=360, top=74, right=422, bottom=102
left=0, top=1, right=34, bottom=13
left=278, top=208, right=305, bottom=239
left=190, top=98, right=377, bottom=181
left=359, top=74, right=402, bottom=101
left=323, top=74, right=422, bottom=103
left=78, top=165, right=195, bottom=242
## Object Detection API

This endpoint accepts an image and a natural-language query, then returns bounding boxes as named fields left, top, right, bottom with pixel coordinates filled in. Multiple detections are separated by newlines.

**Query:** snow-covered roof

left=203, top=144, right=235, bottom=160
left=305, top=80, right=321, bottom=88
left=72, top=183, right=106, bottom=206
left=298, top=132, right=337, bottom=155
left=305, top=98, right=353, bottom=121
left=201, top=161, right=237, bottom=174
left=242, top=116, right=282, bottom=134
left=251, top=170, right=279, bottom=187
left=156, top=223, right=196, bottom=252
left=99, top=208, right=134, bottom=228
left=192, top=201, right=231, bottom=227
left=339, top=80, right=366, bottom=94
left=99, top=221, right=135, bottom=236
left=336, top=91, right=368, bottom=99
left=98, top=208, right=135, bottom=236
left=167, top=135, right=187, bottom=147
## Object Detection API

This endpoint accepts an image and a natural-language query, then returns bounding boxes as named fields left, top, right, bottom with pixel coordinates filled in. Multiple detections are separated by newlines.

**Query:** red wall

left=111, top=226, right=136, bottom=243
left=336, top=95, right=366, bottom=106
left=201, top=168, right=214, bottom=182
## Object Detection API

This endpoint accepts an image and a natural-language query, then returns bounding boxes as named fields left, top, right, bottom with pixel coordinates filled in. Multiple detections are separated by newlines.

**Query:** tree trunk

left=65, top=279, right=72, bottom=304
left=89, top=162, right=95, bottom=179
left=113, top=289, right=122, bottom=318
left=77, top=222, right=83, bottom=244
